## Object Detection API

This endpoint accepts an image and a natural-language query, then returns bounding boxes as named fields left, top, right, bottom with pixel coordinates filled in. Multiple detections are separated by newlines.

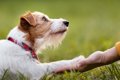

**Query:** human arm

left=78, top=47, right=120, bottom=72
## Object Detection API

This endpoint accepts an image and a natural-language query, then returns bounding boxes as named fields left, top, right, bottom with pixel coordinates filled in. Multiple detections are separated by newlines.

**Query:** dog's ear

left=20, top=12, right=36, bottom=31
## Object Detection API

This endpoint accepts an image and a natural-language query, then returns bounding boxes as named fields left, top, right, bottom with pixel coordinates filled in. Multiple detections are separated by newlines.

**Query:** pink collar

left=8, top=37, right=38, bottom=60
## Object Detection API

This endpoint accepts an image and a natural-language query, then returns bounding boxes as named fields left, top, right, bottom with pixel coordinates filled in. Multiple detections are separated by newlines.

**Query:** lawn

left=0, top=0, right=120, bottom=80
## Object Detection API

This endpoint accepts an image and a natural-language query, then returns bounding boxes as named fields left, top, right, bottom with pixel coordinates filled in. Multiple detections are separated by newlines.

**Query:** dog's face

left=19, top=11, right=69, bottom=50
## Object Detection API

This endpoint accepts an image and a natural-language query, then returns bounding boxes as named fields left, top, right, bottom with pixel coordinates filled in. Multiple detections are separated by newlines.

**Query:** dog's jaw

left=34, top=31, right=67, bottom=52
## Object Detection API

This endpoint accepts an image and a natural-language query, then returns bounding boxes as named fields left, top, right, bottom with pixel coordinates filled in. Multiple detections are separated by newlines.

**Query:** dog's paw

left=70, top=55, right=86, bottom=70
left=53, top=55, right=85, bottom=73
left=72, top=55, right=85, bottom=61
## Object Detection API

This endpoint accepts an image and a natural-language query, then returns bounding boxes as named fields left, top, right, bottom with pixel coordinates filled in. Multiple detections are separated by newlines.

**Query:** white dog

left=0, top=11, right=84, bottom=80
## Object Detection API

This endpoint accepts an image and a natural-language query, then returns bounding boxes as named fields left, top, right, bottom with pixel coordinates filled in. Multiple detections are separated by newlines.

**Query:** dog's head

left=19, top=11, right=69, bottom=51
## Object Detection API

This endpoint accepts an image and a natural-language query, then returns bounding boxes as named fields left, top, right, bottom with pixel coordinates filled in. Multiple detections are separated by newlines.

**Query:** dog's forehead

left=32, top=12, right=49, bottom=18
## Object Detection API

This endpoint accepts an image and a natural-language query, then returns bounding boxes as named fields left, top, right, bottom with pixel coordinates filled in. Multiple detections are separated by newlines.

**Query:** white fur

left=0, top=12, right=84, bottom=80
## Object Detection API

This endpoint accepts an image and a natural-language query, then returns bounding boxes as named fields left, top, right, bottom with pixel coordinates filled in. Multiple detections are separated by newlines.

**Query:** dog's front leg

left=21, top=56, right=84, bottom=80
left=42, top=55, right=85, bottom=74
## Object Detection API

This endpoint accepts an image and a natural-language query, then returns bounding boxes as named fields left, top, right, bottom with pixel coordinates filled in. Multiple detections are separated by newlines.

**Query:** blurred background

left=0, top=0, right=120, bottom=62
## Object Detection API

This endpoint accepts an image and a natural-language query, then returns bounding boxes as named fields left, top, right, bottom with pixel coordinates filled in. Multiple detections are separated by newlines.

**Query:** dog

left=0, top=11, right=84, bottom=80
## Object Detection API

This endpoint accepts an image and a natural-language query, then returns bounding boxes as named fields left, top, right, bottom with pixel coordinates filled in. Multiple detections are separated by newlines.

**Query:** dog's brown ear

left=20, top=12, right=36, bottom=31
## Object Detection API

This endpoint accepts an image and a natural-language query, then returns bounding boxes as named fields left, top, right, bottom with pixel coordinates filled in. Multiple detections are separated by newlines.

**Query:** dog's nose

left=63, top=21, right=69, bottom=27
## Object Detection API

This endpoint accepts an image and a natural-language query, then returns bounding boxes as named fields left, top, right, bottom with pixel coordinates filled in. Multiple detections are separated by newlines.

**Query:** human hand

left=77, top=51, right=105, bottom=72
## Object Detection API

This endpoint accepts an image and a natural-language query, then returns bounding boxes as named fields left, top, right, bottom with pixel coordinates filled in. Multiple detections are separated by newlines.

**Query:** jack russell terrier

left=0, top=11, right=85, bottom=80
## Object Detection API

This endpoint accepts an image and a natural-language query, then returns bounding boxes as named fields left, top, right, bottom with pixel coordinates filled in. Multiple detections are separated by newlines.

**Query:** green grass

left=0, top=0, right=120, bottom=80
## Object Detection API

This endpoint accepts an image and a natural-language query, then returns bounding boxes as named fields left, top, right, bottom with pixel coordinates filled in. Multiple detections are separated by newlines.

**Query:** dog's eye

left=42, top=16, right=48, bottom=22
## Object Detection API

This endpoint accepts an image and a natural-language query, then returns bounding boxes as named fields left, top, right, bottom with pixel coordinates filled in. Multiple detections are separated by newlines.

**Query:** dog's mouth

left=55, top=29, right=67, bottom=34
left=50, top=29, right=67, bottom=35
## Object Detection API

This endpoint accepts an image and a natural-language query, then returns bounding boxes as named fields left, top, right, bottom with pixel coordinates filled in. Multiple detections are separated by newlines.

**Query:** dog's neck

left=7, top=27, right=37, bottom=52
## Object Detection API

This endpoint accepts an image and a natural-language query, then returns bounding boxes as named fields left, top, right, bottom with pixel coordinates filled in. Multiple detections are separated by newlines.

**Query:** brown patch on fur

left=19, top=12, right=36, bottom=32
left=18, top=12, right=52, bottom=46
left=25, top=22, right=51, bottom=45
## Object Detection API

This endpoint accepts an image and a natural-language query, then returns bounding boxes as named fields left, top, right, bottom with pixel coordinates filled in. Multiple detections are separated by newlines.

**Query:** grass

left=0, top=0, right=120, bottom=80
